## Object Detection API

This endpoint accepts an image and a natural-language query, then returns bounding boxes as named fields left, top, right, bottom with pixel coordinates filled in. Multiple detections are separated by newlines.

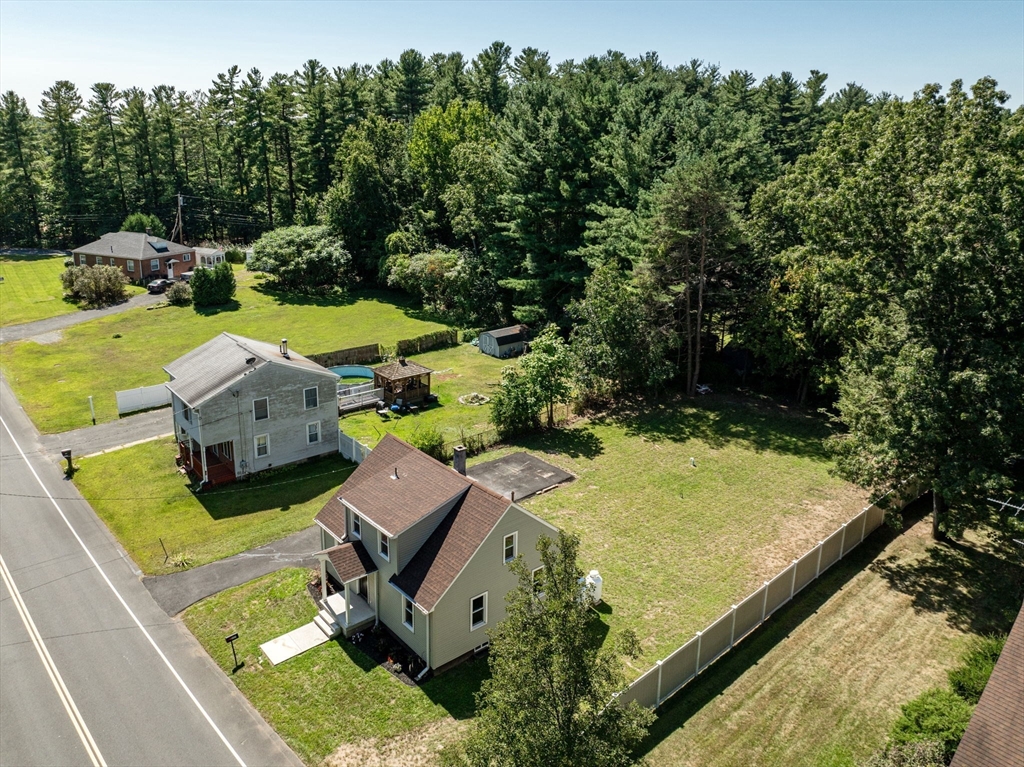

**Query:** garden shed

left=372, top=357, right=433, bottom=407
left=478, top=325, right=528, bottom=358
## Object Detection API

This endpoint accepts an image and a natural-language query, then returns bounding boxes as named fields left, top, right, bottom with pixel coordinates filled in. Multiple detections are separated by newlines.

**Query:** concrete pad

left=260, top=622, right=329, bottom=665
left=467, top=452, right=574, bottom=501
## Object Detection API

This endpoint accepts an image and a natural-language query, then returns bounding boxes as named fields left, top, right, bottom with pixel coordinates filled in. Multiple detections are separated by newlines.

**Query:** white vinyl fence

left=616, top=485, right=922, bottom=711
left=115, top=383, right=172, bottom=415
left=338, top=430, right=371, bottom=464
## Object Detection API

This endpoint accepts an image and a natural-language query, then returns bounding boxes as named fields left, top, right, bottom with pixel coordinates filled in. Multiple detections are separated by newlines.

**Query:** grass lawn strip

left=0, top=252, right=143, bottom=327
left=339, top=343, right=506, bottom=447
left=0, top=268, right=448, bottom=433
left=473, top=396, right=871, bottom=666
left=73, top=437, right=356, bottom=575
left=642, top=516, right=1023, bottom=767
left=181, top=568, right=486, bottom=766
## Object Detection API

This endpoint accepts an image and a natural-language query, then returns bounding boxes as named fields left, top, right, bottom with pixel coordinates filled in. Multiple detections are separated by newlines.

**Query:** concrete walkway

left=0, top=290, right=164, bottom=344
left=143, top=526, right=322, bottom=615
left=39, top=406, right=173, bottom=457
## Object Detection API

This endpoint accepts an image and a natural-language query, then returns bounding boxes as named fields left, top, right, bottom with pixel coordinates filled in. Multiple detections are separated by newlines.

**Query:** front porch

left=177, top=439, right=236, bottom=486
left=322, top=590, right=375, bottom=637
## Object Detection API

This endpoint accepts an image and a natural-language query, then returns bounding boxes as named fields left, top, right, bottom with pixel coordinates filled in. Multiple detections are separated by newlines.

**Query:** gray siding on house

left=170, top=392, right=201, bottom=445
left=193, top=363, right=337, bottom=477
left=429, top=506, right=555, bottom=669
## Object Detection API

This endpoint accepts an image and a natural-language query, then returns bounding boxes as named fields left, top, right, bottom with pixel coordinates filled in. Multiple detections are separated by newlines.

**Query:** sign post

left=225, top=632, right=240, bottom=670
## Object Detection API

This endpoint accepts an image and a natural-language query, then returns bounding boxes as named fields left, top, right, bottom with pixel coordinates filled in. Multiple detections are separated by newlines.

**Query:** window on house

left=307, top=421, right=320, bottom=444
left=533, top=567, right=545, bottom=595
left=470, top=593, right=487, bottom=630
left=403, top=597, right=414, bottom=631
left=150, top=259, right=160, bottom=272
left=351, top=513, right=361, bottom=539
left=96, top=256, right=103, bottom=265
left=127, top=260, right=134, bottom=272
left=254, top=434, right=269, bottom=457
left=253, top=397, right=269, bottom=421
left=304, top=386, right=318, bottom=410
left=379, top=532, right=389, bottom=561
left=503, top=532, right=517, bottom=563
left=181, top=405, right=191, bottom=424
left=183, top=253, right=191, bottom=262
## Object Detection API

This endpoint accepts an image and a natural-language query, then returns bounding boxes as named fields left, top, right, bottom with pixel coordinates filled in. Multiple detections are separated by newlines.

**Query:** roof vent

left=280, top=339, right=289, bottom=358
left=398, top=356, right=406, bottom=366
left=244, top=356, right=257, bottom=367
left=390, top=466, right=399, bottom=480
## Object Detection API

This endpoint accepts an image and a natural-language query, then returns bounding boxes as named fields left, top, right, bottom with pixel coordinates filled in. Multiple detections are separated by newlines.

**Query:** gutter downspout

left=197, top=407, right=208, bottom=485
left=414, top=609, right=431, bottom=682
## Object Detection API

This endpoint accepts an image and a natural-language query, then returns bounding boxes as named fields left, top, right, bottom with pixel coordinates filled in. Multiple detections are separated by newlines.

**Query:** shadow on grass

left=420, top=656, right=491, bottom=719
left=194, top=299, right=241, bottom=315
left=608, top=392, right=832, bottom=460
left=507, top=424, right=605, bottom=460
left=196, top=455, right=355, bottom=521
left=869, top=506, right=1024, bottom=635
left=251, top=282, right=358, bottom=308
left=0, top=249, right=67, bottom=260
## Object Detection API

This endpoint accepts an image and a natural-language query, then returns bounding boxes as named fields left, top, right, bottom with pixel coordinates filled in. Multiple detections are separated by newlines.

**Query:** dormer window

left=379, top=532, right=390, bottom=561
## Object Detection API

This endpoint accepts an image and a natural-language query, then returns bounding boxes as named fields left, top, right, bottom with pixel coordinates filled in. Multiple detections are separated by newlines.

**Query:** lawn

left=0, top=269, right=449, bottom=433
left=182, top=568, right=487, bottom=766
left=339, top=343, right=506, bottom=448
left=73, top=437, right=357, bottom=575
left=0, top=251, right=146, bottom=326
left=641, top=510, right=1024, bottom=767
left=471, top=394, right=872, bottom=665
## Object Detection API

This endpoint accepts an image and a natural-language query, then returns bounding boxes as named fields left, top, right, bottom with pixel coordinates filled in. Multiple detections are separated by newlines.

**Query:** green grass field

left=0, top=251, right=78, bottom=326
left=72, top=438, right=356, bottom=574
left=340, top=343, right=506, bottom=447
left=475, top=394, right=871, bottom=665
left=0, top=271, right=448, bottom=433
left=182, top=568, right=486, bottom=766
left=642, top=514, right=1023, bottom=767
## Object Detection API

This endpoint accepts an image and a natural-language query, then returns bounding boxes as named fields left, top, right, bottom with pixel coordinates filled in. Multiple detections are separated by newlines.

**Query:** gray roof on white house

left=163, top=333, right=338, bottom=406
left=482, top=325, right=527, bottom=344
left=194, top=246, right=224, bottom=257
left=72, top=231, right=193, bottom=260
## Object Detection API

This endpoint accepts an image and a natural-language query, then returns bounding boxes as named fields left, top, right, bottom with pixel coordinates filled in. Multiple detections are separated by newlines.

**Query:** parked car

left=147, top=278, right=173, bottom=294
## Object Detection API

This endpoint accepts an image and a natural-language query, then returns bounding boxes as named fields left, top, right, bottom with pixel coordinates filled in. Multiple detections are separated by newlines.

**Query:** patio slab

left=467, top=452, right=574, bottom=501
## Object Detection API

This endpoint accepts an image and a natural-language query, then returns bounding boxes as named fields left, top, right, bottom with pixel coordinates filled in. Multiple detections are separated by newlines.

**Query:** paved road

left=144, top=527, right=321, bottom=616
left=0, top=290, right=164, bottom=344
left=0, top=378, right=304, bottom=767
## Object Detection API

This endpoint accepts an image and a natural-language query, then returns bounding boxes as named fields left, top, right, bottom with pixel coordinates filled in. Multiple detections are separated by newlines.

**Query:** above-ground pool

left=329, top=365, right=374, bottom=380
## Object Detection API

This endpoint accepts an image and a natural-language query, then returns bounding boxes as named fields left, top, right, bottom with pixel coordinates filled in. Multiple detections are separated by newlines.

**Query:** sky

left=1, top=0, right=1021, bottom=110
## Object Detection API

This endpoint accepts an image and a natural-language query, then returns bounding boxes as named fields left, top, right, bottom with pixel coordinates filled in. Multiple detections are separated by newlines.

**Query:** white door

left=167, top=262, right=175, bottom=279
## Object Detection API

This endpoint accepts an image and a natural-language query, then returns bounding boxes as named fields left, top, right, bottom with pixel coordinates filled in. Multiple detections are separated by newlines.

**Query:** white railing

left=339, top=387, right=383, bottom=411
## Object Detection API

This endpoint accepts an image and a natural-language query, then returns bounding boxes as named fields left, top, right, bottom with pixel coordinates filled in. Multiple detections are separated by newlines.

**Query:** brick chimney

left=453, top=445, right=467, bottom=475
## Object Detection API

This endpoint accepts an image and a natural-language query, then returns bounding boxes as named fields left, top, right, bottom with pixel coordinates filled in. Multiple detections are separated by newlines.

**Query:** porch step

left=314, top=613, right=339, bottom=639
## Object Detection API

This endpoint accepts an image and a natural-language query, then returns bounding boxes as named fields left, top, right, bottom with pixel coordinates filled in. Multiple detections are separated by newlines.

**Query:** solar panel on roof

left=153, top=242, right=169, bottom=252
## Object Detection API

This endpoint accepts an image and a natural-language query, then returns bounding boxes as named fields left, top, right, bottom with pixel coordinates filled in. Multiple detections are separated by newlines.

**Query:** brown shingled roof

left=390, top=484, right=511, bottom=611
left=323, top=541, right=377, bottom=583
left=315, top=494, right=347, bottom=539
left=373, top=358, right=433, bottom=381
left=334, top=434, right=469, bottom=536
left=951, top=601, right=1024, bottom=767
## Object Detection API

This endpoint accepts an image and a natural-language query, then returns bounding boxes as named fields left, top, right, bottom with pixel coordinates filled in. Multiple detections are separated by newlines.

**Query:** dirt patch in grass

left=29, top=330, right=64, bottom=344
left=325, top=719, right=467, bottom=767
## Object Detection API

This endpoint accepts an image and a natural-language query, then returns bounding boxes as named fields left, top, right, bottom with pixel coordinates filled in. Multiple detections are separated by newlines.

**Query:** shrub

left=947, top=634, right=1006, bottom=704
left=889, top=688, right=973, bottom=763
left=250, top=225, right=351, bottom=294
left=410, top=425, right=446, bottom=462
left=165, top=281, right=192, bottom=306
left=121, top=212, right=166, bottom=238
left=864, top=741, right=945, bottom=767
left=191, top=262, right=236, bottom=307
left=490, top=365, right=540, bottom=439
left=224, top=246, right=245, bottom=264
left=60, top=264, right=128, bottom=307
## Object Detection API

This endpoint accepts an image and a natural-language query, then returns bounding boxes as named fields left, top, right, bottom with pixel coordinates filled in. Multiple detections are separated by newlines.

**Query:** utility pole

left=169, top=192, right=185, bottom=244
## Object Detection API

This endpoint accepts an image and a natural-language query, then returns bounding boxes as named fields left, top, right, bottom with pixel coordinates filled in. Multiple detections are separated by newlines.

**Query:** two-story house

left=164, top=333, right=339, bottom=485
left=72, top=231, right=196, bottom=281
left=313, top=434, right=560, bottom=674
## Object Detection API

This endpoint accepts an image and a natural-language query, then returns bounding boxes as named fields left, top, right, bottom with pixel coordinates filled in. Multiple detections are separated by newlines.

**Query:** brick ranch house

left=71, top=231, right=196, bottom=282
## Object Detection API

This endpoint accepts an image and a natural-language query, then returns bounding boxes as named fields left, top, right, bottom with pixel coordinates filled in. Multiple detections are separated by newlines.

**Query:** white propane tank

left=585, top=570, right=603, bottom=605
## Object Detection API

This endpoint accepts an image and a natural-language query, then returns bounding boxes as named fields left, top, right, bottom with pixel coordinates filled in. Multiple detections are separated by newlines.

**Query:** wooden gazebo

left=372, top=357, right=433, bottom=407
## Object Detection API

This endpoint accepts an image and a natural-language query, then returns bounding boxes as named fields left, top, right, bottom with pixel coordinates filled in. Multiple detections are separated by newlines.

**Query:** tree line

left=2, top=45, right=1020, bottom=537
